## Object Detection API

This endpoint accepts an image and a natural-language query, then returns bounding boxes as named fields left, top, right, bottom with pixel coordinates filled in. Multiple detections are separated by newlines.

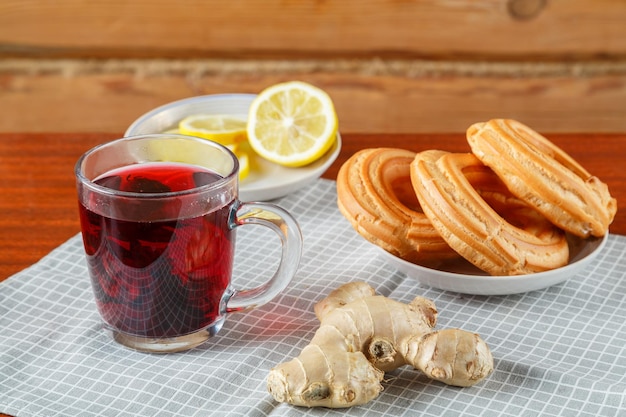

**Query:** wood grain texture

left=1, top=0, right=626, bottom=134
left=1, top=0, right=625, bottom=59
left=1, top=61, right=626, bottom=133
left=0, top=132, right=624, bottom=284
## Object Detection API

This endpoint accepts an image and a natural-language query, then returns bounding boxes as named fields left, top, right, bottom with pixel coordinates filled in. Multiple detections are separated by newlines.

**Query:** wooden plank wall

left=1, top=0, right=626, bottom=134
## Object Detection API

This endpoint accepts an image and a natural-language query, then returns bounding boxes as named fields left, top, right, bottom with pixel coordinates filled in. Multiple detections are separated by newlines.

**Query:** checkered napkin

left=1, top=179, right=625, bottom=417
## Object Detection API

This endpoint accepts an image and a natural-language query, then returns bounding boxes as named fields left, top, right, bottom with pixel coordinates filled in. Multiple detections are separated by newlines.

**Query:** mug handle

left=226, top=201, right=303, bottom=313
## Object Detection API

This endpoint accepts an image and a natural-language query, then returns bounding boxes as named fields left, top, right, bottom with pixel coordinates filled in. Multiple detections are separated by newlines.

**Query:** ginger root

left=267, top=282, right=494, bottom=408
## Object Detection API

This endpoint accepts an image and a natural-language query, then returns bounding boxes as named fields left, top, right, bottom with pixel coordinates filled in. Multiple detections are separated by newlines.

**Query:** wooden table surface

left=0, top=132, right=624, bottom=283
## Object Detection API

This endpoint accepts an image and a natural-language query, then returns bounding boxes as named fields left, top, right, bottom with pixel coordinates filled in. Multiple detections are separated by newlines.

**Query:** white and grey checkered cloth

left=1, top=179, right=625, bottom=417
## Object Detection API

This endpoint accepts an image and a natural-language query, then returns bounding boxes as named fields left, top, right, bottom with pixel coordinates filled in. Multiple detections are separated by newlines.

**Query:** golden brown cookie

left=467, top=119, right=616, bottom=238
left=337, top=148, right=458, bottom=263
left=410, top=150, right=570, bottom=275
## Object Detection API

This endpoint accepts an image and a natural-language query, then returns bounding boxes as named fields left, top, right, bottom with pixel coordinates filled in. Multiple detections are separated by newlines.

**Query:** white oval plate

left=377, top=233, right=608, bottom=295
left=124, top=94, right=341, bottom=201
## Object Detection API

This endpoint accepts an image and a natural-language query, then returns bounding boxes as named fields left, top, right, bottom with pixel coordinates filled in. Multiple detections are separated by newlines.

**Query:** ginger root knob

left=267, top=282, right=494, bottom=408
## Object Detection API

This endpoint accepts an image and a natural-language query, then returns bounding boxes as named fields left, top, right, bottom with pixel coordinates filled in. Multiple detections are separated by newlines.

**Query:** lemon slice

left=235, top=150, right=250, bottom=181
left=151, top=133, right=248, bottom=179
left=247, top=81, right=338, bottom=167
left=179, top=114, right=248, bottom=145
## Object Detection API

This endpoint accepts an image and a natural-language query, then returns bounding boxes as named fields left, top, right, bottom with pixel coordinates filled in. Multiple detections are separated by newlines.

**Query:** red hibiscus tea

left=76, top=135, right=302, bottom=352
left=79, top=162, right=234, bottom=338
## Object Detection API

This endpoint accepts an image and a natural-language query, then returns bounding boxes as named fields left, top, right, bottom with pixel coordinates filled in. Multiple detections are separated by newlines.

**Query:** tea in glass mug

left=75, top=134, right=302, bottom=352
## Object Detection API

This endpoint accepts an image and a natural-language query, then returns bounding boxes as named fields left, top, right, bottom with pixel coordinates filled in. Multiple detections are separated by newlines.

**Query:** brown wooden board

left=1, top=0, right=625, bottom=59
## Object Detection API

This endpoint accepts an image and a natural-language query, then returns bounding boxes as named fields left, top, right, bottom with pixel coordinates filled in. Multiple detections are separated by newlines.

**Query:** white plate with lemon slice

left=125, top=92, right=341, bottom=201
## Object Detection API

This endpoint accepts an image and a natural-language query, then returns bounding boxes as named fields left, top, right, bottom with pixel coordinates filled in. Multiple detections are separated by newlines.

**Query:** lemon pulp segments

left=247, top=81, right=338, bottom=167
left=179, top=114, right=248, bottom=146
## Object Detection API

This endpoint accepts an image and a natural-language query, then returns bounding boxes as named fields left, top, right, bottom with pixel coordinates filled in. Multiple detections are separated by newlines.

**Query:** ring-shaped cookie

left=467, top=119, right=616, bottom=238
left=410, top=150, right=569, bottom=276
left=337, top=148, right=459, bottom=263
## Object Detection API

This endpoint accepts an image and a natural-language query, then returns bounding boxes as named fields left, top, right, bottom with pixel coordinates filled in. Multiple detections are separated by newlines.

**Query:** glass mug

left=75, top=134, right=302, bottom=352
